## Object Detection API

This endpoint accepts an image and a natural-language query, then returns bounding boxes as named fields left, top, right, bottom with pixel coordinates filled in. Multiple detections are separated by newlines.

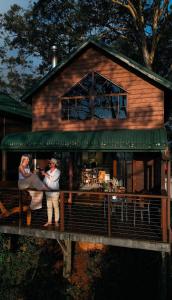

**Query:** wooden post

left=60, top=192, right=65, bottom=232
left=161, top=160, right=166, bottom=191
left=2, top=151, right=7, bottom=181
left=167, top=160, right=171, bottom=243
left=161, top=197, right=167, bottom=242
left=113, top=160, right=117, bottom=177
left=57, top=239, right=72, bottom=278
left=107, top=194, right=111, bottom=237
left=63, top=239, right=72, bottom=278
left=133, top=160, right=136, bottom=192
left=167, top=254, right=172, bottom=300
left=159, top=252, right=168, bottom=300
left=68, top=157, right=73, bottom=204
left=161, top=159, right=170, bottom=243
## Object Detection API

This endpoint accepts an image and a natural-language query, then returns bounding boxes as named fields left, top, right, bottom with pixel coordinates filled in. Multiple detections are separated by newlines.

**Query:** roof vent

left=51, top=45, right=58, bottom=68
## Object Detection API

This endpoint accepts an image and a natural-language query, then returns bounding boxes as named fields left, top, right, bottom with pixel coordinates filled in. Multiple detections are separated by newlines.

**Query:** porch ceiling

left=0, top=128, right=168, bottom=152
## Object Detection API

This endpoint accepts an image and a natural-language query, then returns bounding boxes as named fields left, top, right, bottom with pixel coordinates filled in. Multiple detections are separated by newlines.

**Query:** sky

left=0, top=0, right=36, bottom=13
left=0, top=0, right=41, bottom=77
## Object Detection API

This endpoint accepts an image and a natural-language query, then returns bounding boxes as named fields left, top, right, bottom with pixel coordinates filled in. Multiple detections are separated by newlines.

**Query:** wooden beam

left=63, top=239, right=72, bottom=278
left=0, top=225, right=170, bottom=253
left=2, top=151, right=7, bottom=181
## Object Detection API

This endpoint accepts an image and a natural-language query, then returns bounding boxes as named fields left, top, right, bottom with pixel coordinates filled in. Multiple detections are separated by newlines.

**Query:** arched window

left=61, top=72, right=127, bottom=120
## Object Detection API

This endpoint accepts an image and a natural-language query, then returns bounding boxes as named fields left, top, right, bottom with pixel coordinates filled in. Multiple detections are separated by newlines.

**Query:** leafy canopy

left=0, top=0, right=172, bottom=97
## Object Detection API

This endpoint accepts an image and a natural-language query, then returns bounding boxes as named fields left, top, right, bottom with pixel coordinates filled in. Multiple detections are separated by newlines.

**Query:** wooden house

left=0, top=41, right=172, bottom=276
left=2, top=41, right=172, bottom=192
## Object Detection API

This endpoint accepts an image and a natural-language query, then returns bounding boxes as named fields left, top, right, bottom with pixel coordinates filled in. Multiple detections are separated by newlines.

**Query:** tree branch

left=112, top=0, right=138, bottom=22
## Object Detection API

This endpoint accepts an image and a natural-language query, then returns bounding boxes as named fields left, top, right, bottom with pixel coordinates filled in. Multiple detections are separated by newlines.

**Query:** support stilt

left=160, top=251, right=168, bottom=300
left=57, top=239, right=72, bottom=278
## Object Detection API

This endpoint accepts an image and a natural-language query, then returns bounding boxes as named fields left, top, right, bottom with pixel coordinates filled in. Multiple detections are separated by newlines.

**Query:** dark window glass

left=80, top=73, right=93, bottom=92
left=94, top=73, right=123, bottom=94
left=94, top=96, right=118, bottom=119
left=62, top=98, right=90, bottom=120
left=118, top=96, right=127, bottom=119
left=64, top=84, right=88, bottom=97
left=62, top=72, right=127, bottom=120
left=50, top=96, right=57, bottom=103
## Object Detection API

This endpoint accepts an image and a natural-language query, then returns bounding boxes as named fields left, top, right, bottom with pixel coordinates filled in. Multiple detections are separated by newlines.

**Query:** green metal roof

left=0, top=93, right=32, bottom=118
left=1, top=128, right=168, bottom=152
left=21, top=40, right=172, bottom=102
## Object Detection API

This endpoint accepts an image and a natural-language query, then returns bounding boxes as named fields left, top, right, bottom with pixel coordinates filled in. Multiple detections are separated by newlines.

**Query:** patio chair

left=133, top=197, right=150, bottom=226
left=104, top=195, right=127, bottom=222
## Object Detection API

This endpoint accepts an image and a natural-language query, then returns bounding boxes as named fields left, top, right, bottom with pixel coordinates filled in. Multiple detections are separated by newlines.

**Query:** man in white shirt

left=41, top=158, right=61, bottom=227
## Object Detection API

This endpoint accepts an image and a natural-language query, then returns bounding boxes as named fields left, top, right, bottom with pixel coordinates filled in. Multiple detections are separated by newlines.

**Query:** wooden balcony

left=0, top=188, right=171, bottom=253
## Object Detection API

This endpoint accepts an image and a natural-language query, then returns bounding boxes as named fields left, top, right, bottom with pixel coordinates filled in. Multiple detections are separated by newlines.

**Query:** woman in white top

left=18, top=155, right=47, bottom=190
left=41, top=158, right=61, bottom=227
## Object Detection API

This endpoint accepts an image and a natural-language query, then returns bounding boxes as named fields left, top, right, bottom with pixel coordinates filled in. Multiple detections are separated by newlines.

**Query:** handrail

left=0, top=188, right=170, bottom=244
left=0, top=187, right=168, bottom=200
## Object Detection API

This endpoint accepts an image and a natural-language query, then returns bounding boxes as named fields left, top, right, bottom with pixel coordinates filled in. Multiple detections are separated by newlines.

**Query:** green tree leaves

left=0, top=1, right=172, bottom=98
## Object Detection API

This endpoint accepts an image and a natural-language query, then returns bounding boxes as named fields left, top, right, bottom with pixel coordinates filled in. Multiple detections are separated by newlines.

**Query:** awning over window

left=0, top=128, right=168, bottom=152
left=1, top=128, right=167, bottom=152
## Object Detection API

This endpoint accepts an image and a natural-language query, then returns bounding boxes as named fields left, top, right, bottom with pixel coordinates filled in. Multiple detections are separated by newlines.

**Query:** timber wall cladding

left=32, top=46, right=164, bottom=131
left=0, top=115, right=31, bottom=136
left=133, top=160, right=145, bottom=192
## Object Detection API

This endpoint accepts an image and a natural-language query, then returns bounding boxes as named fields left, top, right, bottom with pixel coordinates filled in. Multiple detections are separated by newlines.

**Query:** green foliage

left=0, top=234, right=40, bottom=298
left=0, top=234, right=69, bottom=300
left=0, top=1, right=172, bottom=97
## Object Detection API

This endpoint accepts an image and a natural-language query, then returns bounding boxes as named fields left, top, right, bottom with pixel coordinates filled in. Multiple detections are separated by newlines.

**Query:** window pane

left=94, top=96, right=117, bottom=119
left=62, top=98, right=90, bottom=120
left=75, top=98, right=91, bottom=120
left=118, top=95, right=127, bottom=119
left=111, top=96, right=119, bottom=106
left=64, top=84, right=87, bottom=97
left=95, top=73, right=125, bottom=94
left=94, top=73, right=106, bottom=94
left=61, top=99, right=69, bottom=120
left=119, top=95, right=127, bottom=106
left=81, top=73, right=93, bottom=91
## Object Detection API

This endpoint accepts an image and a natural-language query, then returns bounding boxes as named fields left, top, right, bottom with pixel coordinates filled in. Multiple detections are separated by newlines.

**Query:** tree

left=0, top=4, right=42, bottom=98
left=0, top=234, right=67, bottom=299
left=0, top=234, right=40, bottom=298
left=112, top=0, right=172, bottom=70
left=0, top=0, right=172, bottom=98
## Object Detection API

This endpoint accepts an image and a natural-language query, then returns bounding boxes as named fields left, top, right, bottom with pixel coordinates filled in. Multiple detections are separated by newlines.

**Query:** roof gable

left=21, top=40, right=172, bottom=102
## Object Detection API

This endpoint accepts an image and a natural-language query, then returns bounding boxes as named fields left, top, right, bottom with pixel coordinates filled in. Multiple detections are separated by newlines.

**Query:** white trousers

left=29, top=191, right=43, bottom=210
left=46, top=192, right=60, bottom=223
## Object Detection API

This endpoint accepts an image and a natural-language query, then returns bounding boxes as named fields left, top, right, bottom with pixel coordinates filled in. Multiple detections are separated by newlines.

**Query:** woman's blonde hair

left=20, top=155, right=30, bottom=166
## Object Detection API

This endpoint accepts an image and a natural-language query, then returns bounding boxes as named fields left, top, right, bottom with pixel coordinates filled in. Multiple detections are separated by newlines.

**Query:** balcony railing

left=0, top=188, right=171, bottom=244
